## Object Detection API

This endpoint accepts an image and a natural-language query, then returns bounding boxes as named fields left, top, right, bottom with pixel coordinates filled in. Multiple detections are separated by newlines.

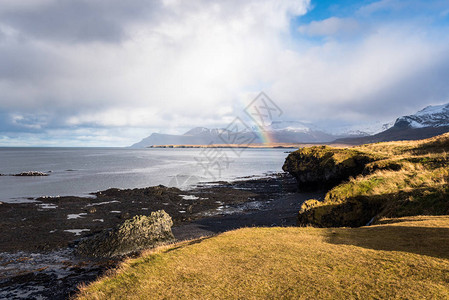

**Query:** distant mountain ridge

left=130, top=102, right=449, bottom=148
left=394, top=103, right=449, bottom=128
left=130, top=121, right=343, bottom=148
left=335, top=103, right=449, bottom=145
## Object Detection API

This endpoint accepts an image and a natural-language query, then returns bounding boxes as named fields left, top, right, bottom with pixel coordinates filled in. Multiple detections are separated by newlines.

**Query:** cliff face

left=282, top=146, right=375, bottom=190
left=283, top=133, right=449, bottom=227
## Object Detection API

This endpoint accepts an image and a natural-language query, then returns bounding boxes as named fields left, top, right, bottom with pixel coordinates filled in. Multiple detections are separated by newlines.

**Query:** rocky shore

left=0, top=173, right=320, bottom=299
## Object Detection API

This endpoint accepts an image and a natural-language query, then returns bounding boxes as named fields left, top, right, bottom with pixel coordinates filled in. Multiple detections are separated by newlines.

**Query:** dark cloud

left=339, top=50, right=449, bottom=120
left=0, top=0, right=163, bottom=43
left=0, top=42, right=63, bottom=81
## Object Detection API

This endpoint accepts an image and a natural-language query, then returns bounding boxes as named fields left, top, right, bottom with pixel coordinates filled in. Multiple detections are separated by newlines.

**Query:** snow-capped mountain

left=130, top=127, right=245, bottom=148
left=335, top=102, right=449, bottom=145
left=183, top=127, right=230, bottom=136
left=130, top=123, right=338, bottom=148
left=131, top=102, right=449, bottom=147
left=394, top=103, right=449, bottom=128
left=265, top=121, right=316, bottom=132
left=327, top=121, right=394, bottom=137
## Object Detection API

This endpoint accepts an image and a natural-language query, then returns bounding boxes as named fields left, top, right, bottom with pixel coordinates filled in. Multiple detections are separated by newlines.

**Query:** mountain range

left=130, top=121, right=341, bottom=148
left=130, top=103, right=449, bottom=148
left=335, top=103, right=449, bottom=145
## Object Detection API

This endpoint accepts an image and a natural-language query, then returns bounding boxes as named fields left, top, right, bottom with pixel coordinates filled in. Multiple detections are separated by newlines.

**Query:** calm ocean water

left=0, top=147, right=290, bottom=203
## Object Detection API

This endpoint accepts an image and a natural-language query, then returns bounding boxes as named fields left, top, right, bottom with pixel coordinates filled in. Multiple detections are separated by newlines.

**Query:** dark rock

left=13, top=171, right=48, bottom=176
left=120, top=212, right=130, bottom=219
left=297, top=196, right=382, bottom=227
left=282, top=146, right=374, bottom=190
left=76, top=210, right=175, bottom=258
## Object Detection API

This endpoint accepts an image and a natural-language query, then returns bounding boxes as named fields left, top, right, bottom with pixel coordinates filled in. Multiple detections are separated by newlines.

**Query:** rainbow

left=241, top=91, right=281, bottom=146
left=253, top=125, right=276, bottom=146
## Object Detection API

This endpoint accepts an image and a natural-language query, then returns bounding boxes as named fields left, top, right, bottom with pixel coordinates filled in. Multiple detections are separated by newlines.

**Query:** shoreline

left=0, top=173, right=322, bottom=299
left=146, top=142, right=352, bottom=149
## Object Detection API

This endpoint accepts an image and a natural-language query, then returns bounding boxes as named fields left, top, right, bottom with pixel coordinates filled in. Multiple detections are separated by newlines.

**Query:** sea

left=0, top=147, right=290, bottom=203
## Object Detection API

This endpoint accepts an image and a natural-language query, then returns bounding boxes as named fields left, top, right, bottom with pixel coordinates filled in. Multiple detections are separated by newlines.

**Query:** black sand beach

left=0, top=173, right=323, bottom=299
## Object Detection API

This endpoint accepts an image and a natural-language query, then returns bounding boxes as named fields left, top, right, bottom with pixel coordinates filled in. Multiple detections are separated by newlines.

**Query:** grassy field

left=77, top=216, right=449, bottom=299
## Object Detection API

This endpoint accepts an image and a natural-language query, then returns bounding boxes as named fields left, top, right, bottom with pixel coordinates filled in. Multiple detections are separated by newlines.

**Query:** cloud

left=298, top=17, right=362, bottom=38
left=273, top=24, right=449, bottom=122
left=0, top=0, right=164, bottom=43
left=0, top=0, right=312, bottom=145
left=357, top=0, right=407, bottom=16
left=357, top=0, right=449, bottom=17
left=0, top=0, right=449, bottom=146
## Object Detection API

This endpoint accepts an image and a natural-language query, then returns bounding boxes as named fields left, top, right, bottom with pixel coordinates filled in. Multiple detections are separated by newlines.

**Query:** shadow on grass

left=165, top=236, right=214, bottom=253
left=325, top=225, right=449, bottom=260
left=300, top=186, right=449, bottom=227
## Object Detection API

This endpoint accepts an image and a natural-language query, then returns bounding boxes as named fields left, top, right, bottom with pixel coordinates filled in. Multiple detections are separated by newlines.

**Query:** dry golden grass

left=77, top=216, right=449, bottom=300
left=327, top=166, right=449, bottom=201
left=356, top=132, right=449, bottom=156
left=295, top=133, right=449, bottom=226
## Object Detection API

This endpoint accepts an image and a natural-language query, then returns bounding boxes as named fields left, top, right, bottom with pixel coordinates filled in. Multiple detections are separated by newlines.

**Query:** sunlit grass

left=298, top=133, right=449, bottom=226
left=77, top=216, right=449, bottom=299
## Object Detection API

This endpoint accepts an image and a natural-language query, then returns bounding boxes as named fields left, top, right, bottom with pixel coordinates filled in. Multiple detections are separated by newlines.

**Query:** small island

left=146, top=143, right=323, bottom=149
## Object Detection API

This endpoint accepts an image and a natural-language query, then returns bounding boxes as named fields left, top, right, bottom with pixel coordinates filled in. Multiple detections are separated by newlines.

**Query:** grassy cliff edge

left=283, top=133, right=449, bottom=227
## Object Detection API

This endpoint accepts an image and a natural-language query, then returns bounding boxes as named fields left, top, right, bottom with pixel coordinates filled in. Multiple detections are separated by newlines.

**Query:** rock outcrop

left=282, top=146, right=375, bottom=190
left=76, top=210, right=175, bottom=258
left=289, top=134, right=449, bottom=227
left=297, top=196, right=382, bottom=227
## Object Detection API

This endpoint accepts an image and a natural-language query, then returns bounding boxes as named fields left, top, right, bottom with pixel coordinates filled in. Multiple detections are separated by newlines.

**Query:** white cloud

left=357, top=0, right=406, bottom=16
left=0, top=0, right=311, bottom=134
left=268, top=23, right=449, bottom=123
left=357, top=0, right=449, bottom=17
left=298, top=17, right=361, bottom=37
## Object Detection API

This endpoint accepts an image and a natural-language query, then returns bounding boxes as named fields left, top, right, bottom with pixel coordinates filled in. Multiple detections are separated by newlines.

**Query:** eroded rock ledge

left=283, top=134, right=449, bottom=227
left=282, top=146, right=375, bottom=190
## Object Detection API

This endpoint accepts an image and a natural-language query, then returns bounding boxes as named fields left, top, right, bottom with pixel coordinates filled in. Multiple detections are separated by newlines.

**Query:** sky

left=0, top=0, right=449, bottom=146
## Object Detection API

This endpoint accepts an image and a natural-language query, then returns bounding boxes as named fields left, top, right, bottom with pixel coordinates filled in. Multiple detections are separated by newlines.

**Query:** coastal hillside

left=78, top=216, right=449, bottom=299
left=283, top=133, right=449, bottom=227
left=132, top=103, right=449, bottom=148
left=335, top=103, right=449, bottom=144
left=77, top=134, right=449, bottom=299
